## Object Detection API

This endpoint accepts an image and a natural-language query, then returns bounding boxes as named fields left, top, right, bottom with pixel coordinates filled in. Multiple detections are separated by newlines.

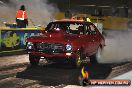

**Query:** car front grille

left=36, top=43, right=65, bottom=53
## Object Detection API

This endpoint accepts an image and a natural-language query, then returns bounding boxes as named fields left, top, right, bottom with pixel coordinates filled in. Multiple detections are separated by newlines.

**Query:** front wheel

left=72, top=50, right=83, bottom=68
left=89, top=47, right=102, bottom=63
left=29, top=54, right=40, bottom=66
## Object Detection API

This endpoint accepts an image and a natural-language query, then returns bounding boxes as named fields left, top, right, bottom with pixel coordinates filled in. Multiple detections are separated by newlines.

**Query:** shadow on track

left=16, top=63, right=112, bottom=86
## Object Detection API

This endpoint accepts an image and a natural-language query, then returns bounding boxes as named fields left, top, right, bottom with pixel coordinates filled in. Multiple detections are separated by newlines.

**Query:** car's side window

left=89, top=25, right=97, bottom=34
left=85, top=25, right=91, bottom=35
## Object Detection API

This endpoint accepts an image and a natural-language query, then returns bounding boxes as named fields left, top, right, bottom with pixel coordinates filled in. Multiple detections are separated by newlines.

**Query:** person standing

left=16, top=5, right=28, bottom=28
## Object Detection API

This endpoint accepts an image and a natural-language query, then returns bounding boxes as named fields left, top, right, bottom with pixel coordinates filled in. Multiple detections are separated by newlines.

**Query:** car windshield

left=45, top=21, right=85, bottom=34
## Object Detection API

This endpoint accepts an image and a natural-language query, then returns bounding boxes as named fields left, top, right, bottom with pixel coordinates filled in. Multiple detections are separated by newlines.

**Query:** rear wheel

left=29, top=54, right=40, bottom=66
left=89, top=47, right=102, bottom=63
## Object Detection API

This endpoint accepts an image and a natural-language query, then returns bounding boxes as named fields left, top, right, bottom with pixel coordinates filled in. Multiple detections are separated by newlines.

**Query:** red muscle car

left=26, top=19, right=105, bottom=67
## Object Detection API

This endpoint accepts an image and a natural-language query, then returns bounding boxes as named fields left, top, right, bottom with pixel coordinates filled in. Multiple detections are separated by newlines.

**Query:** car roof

left=53, top=19, right=92, bottom=24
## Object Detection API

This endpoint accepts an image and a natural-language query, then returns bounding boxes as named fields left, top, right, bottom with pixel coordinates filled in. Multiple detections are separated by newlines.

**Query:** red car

left=26, top=19, right=105, bottom=67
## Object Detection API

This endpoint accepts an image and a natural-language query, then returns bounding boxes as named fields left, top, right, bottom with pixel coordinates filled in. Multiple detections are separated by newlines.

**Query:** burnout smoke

left=100, top=30, right=132, bottom=63
left=14, top=0, right=59, bottom=26
left=0, top=0, right=59, bottom=26
left=0, top=0, right=16, bottom=24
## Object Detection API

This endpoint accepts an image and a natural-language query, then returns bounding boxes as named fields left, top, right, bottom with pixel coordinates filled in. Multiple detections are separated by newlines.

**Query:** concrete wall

left=0, top=28, right=41, bottom=53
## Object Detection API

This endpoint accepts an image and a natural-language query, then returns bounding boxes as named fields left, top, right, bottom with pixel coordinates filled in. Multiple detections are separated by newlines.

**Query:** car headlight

left=66, top=44, right=72, bottom=51
left=27, top=42, right=33, bottom=49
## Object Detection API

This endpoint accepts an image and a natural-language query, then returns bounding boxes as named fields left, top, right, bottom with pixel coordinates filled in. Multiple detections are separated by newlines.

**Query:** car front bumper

left=30, top=51, right=77, bottom=58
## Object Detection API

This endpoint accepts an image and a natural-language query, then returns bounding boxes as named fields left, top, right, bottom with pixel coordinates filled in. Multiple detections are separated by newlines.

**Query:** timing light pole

left=68, top=0, right=71, bottom=10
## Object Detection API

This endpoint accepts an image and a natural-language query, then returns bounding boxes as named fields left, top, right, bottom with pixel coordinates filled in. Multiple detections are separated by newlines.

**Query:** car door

left=89, top=24, right=100, bottom=53
left=84, top=24, right=94, bottom=55
left=77, top=24, right=88, bottom=55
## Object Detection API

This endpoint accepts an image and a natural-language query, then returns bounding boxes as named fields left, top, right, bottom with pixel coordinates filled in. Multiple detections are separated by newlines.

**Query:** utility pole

left=65, top=0, right=72, bottom=18
left=68, top=0, right=71, bottom=10
left=122, top=0, right=128, bottom=17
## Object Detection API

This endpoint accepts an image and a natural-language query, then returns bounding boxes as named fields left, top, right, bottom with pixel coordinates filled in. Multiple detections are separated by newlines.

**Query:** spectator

left=16, top=5, right=28, bottom=28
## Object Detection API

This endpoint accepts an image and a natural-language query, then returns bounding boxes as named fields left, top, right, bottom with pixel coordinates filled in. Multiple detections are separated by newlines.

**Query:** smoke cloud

left=99, top=30, right=132, bottom=63
left=0, top=0, right=59, bottom=27
left=0, top=1, right=16, bottom=24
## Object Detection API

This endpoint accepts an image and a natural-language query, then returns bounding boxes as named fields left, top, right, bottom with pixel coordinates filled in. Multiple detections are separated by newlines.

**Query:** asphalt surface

left=0, top=55, right=132, bottom=88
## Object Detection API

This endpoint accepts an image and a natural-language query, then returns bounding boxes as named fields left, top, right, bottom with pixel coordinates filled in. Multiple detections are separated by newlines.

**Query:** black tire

left=29, top=54, right=40, bottom=66
left=72, top=50, right=83, bottom=68
left=89, top=47, right=102, bottom=63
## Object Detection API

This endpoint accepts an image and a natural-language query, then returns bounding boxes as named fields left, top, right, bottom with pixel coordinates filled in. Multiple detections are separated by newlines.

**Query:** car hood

left=27, top=30, right=79, bottom=43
